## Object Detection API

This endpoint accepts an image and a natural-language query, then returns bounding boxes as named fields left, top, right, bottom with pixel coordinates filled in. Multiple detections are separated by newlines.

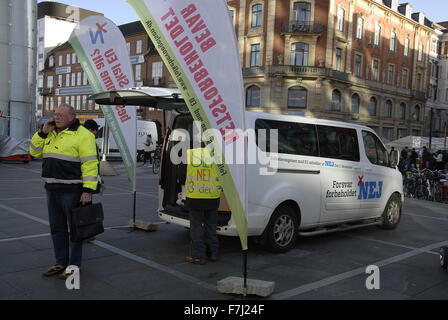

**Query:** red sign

left=0, top=109, right=3, bottom=117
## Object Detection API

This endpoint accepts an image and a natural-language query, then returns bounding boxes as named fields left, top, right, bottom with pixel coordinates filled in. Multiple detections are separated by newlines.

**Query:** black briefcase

left=70, top=202, right=104, bottom=242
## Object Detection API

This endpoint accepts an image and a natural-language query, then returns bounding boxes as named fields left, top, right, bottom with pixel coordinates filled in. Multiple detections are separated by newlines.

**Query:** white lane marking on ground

left=0, top=164, right=41, bottom=174
left=0, top=226, right=129, bottom=243
left=0, top=203, right=216, bottom=292
left=271, top=240, right=448, bottom=300
left=0, top=204, right=49, bottom=226
left=92, top=240, right=217, bottom=292
left=0, top=192, right=158, bottom=201
left=0, top=179, right=44, bottom=182
left=0, top=233, right=51, bottom=243
left=343, top=235, right=440, bottom=256
left=404, top=212, right=448, bottom=222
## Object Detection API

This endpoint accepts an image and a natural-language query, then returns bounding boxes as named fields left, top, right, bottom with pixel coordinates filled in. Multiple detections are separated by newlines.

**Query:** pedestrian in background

left=143, top=133, right=154, bottom=167
left=422, top=146, right=431, bottom=169
left=30, top=104, right=99, bottom=279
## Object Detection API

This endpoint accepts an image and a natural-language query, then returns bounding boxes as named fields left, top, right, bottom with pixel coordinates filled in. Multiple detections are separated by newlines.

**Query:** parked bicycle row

left=403, top=168, right=448, bottom=203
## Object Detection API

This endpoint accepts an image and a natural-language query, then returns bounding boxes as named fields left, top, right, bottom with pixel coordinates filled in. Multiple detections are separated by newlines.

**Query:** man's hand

left=80, top=192, right=92, bottom=205
left=43, top=117, right=56, bottom=134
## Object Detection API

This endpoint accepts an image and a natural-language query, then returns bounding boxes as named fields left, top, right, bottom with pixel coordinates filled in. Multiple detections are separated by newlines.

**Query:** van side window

left=362, top=131, right=389, bottom=166
left=255, top=119, right=318, bottom=156
left=317, top=126, right=360, bottom=162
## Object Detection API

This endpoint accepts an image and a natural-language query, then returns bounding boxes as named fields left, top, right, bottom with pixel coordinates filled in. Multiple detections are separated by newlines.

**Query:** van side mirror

left=390, top=150, right=399, bottom=168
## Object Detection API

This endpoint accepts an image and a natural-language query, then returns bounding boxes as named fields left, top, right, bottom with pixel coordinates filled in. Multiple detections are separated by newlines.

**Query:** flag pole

left=243, top=249, right=248, bottom=297
left=132, top=112, right=137, bottom=229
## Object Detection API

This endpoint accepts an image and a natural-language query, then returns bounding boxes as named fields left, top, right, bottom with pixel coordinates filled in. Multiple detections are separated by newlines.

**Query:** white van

left=94, top=118, right=159, bottom=161
left=158, top=112, right=403, bottom=252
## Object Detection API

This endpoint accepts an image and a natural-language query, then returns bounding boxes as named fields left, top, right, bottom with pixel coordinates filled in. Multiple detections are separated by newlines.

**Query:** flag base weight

left=217, top=277, right=275, bottom=298
left=128, top=219, right=158, bottom=232
left=100, top=160, right=118, bottom=176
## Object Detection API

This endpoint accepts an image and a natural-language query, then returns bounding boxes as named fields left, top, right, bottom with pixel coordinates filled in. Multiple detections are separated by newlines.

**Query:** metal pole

left=444, top=121, right=447, bottom=151
left=243, top=250, right=248, bottom=297
left=429, top=108, right=433, bottom=151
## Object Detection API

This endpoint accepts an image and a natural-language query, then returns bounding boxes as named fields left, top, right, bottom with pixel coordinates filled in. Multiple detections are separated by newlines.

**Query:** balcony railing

left=243, top=65, right=326, bottom=78
left=39, top=88, right=53, bottom=96
left=143, top=77, right=166, bottom=87
left=411, top=90, right=426, bottom=100
left=282, top=22, right=323, bottom=34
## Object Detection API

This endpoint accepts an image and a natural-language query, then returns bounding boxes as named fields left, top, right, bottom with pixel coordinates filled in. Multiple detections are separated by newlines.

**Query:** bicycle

left=152, top=143, right=162, bottom=174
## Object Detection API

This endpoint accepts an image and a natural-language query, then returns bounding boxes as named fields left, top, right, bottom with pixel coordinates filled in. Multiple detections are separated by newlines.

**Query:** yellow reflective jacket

left=30, top=119, right=99, bottom=193
left=185, top=148, right=222, bottom=200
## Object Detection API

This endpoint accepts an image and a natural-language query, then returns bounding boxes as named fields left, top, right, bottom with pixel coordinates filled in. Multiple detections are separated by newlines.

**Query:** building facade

left=36, top=2, right=102, bottom=119
left=40, top=1, right=445, bottom=143
left=40, top=21, right=172, bottom=128
left=424, top=22, right=448, bottom=140
left=230, top=0, right=438, bottom=142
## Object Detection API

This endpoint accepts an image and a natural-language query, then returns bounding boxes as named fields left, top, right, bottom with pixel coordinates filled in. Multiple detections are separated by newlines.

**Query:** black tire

left=137, top=152, right=145, bottom=163
left=264, top=205, right=299, bottom=253
left=152, top=159, right=160, bottom=174
left=440, top=247, right=448, bottom=270
left=380, top=194, right=402, bottom=230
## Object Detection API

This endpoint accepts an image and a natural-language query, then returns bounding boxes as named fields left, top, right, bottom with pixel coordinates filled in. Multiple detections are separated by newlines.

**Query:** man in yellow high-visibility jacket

left=185, top=147, right=222, bottom=265
left=30, top=104, right=98, bottom=278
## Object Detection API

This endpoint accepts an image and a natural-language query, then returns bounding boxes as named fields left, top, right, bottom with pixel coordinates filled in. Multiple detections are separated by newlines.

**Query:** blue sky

left=38, top=0, right=448, bottom=25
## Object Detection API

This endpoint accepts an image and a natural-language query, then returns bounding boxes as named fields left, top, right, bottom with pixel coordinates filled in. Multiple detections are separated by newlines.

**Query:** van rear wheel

left=265, top=205, right=299, bottom=253
left=381, top=194, right=401, bottom=230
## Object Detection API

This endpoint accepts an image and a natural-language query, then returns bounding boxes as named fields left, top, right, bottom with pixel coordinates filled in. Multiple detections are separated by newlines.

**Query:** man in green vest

left=185, top=145, right=222, bottom=265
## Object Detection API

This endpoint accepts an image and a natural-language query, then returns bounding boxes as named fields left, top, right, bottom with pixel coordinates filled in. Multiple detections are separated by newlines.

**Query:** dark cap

left=84, top=119, right=99, bottom=131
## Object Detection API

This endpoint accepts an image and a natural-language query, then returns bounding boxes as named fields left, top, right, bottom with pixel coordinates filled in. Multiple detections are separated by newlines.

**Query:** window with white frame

left=287, top=86, right=307, bottom=108
left=250, top=44, right=261, bottom=67
left=82, top=72, right=88, bottom=86
left=58, top=75, right=62, bottom=87
left=47, top=76, right=53, bottom=89
left=71, top=73, right=76, bottom=87
left=372, top=59, right=379, bottom=81
left=152, top=62, right=163, bottom=84
left=77, top=72, right=82, bottom=86
left=58, top=55, right=63, bottom=67
left=337, top=7, right=345, bottom=32
left=404, top=37, right=410, bottom=57
left=135, top=64, right=142, bottom=81
left=246, top=85, right=261, bottom=107
left=66, top=54, right=71, bottom=65
left=66, top=74, right=70, bottom=87
left=354, top=54, right=362, bottom=77
left=136, top=40, right=143, bottom=54
left=49, top=56, right=54, bottom=68
left=335, top=48, right=342, bottom=71
left=388, top=64, right=394, bottom=85
left=374, top=23, right=381, bottom=46
left=251, top=4, right=263, bottom=28
left=402, top=68, right=408, bottom=89
left=418, top=43, right=423, bottom=61
left=72, top=53, right=77, bottom=64
left=290, top=42, right=309, bottom=66
left=293, top=2, right=311, bottom=25
left=331, top=89, right=341, bottom=111
left=356, top=16, right=363, bottom=40
left=390, top=31, right=396, bottom=52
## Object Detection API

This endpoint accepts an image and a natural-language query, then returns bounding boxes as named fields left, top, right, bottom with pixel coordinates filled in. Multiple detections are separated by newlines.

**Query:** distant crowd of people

left=396, top=146, right=448, bottom=173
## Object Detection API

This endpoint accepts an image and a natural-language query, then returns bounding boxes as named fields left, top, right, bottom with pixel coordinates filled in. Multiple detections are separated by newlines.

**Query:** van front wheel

left=381, top=194, right=401, bottom=230
left=265, top=206, right=299, bottom=253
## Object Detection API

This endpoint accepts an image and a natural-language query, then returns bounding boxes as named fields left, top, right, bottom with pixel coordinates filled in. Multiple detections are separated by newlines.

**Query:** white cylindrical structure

left=0, top=0, right=36, bottom=139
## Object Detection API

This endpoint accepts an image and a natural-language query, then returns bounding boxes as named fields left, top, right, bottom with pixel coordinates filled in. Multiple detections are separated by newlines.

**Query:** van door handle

left=353, top=166, right=361, bottom=170
left=365, top=168, right=373, bottom=172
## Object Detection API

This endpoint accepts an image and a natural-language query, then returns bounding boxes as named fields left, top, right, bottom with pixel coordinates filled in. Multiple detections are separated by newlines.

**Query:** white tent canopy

left=386, top=136, right=447, bottom=152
